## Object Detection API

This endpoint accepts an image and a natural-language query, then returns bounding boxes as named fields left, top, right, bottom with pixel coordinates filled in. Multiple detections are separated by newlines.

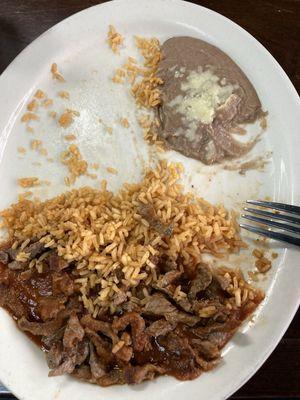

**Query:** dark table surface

left=0, top=0, right=299, bottom=399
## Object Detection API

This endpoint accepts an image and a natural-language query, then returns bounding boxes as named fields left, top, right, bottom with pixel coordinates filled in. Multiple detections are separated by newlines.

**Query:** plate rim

left=0, top=1, right=299, bottom=399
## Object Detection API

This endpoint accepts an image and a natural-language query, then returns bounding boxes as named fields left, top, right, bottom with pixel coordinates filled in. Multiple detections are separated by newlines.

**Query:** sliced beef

left=157, top=333, right=202, bottom=380
left=97, top=369, right=126, bottom=386
left=39, top=297, right=66, bottom=321
left=115, top=344, right=133, bottom=363
left=190, top=318, right=241, bottom=348
left=89, top=342, right=106, bottom=379
left=124, top=364, right=165, bottom=384
left=52, top=273, right=74, bottom=296
left=146, top=319, right=175, bottom=337
left=47, top=252, right=69, bottom=271
left=48, top=348, right=77, bottom=377
left=143, top=293, right=199, bottom=326
left=26, top=242, right=45, bottom=259
left=63, top=313, right=85, bottom=348
left=85, top=328, right=114, bottom=366
left=0, top=251, right=9, bottom=265
left=7, top=260, right=27, bottom=270
left=46, top=341, right=64, bottom=369
left=156, top=270, right=182, bottom=287
left=188, top=264, right=212, bottom=300
left=113, top=291, right=127, bottom=306
left=18, top=316, right=65, bottom=337
left=75, top=339, right=90, bottom=365
left=212, top=272, right=231, bottom=291
left=190, top=339, right=220, bottom=360
left=152, top=282, right=192, bottom=312
left=72, top=365, right=92, bottom=382
left=81, top=315, right=118, bottom=344
left=112, top=312, right=148, bottom=352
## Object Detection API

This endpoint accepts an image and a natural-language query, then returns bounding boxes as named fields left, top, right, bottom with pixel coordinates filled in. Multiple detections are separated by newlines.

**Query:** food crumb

left=17, top=147, right=27, bottom=154
left=106, top=167, right=118, bottom=175
left=105, top=126, right=113, bottom=134
left=21, top=113, right=39, bottom=123
left=58, top=91, right=70, bottom=100
left=64, top=134, right=77, bottom=141
left=18, top=177, right=40, bottom=188
left=120, top=118, right=130, bottom=128
left=47, top=158, right=54, bottom=163
left=51, top=63, right=65, bottom=82
left=34, top=89, right=45, bottom=99
left=271, top=252, right=278, bottom=259
left=107, top=25, right=124, bottom=53
left=27, top=99, right=38, bottom=112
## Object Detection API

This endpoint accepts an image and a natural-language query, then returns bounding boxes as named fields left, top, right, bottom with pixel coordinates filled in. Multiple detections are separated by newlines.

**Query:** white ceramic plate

left=0, top=1, right=299, bottom=399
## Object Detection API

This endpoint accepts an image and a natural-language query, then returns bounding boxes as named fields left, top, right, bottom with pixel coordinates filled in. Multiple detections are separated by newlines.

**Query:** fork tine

left=244, top=207, right=300, bottom=224
left=240, top=223, right=300, bottom=246
left=241, top=214, right=300, bottom=234
left=246, top=200, right=300, bottom=215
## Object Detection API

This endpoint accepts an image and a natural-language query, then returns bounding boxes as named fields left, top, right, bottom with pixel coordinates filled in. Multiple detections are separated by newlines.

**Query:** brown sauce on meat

left=0, top=245, right=264, bottom=386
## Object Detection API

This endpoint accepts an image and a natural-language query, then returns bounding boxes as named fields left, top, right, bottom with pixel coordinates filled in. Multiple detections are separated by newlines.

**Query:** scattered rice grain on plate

left=17, top=147, right=27, bottom=154
left=107, top=25, right=124, bottom=53
left=131, top=37, right=163, bottom=108
left=106, top=167, right=118, bottom=175
left=120, top=118, right=130, bottom=128
left=112, top=68, right=126, bottom=84
left=18, top=177, right=40, bottom=188
left=58, top=91, right=70, bottom=99
left=51, top=63, right=65, bottom=82
left=138, top=114, right=166, bottom=151
left=27, top=99, right=38, bottom=112
left=64, top=134, right=77, bottom=141
left=21, top=113, right=39, bottom=123
left=60, top=144, right=88, bottom=186
left=58, top=109, right=79, bottom=128
left=34, top=89, right=46, bottom=99
left=255, top=256, right=272, bottom=273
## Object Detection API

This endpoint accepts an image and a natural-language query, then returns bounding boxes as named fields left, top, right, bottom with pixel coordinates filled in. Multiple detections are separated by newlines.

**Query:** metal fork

left=240, top=200, right=300, bottom=246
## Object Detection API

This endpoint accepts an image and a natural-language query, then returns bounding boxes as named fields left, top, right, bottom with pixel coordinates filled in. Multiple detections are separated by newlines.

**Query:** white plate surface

left=0, top=1, right=299, bottom=399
